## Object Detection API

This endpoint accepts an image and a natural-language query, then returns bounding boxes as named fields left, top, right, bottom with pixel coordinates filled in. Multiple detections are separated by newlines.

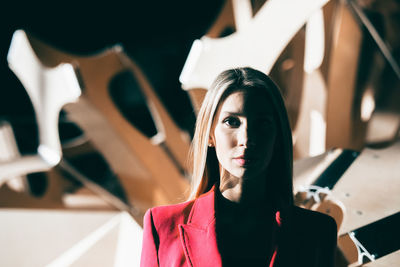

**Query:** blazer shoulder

left=291, top=206, right=337, bottom=233
left=281, top=206, right=337, bottom=266
left=146, top=199, right=195, bottom=229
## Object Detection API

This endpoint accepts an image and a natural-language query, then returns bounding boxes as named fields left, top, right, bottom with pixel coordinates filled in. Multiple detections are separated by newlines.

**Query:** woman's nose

left=237, top=125, right=251, bottom=147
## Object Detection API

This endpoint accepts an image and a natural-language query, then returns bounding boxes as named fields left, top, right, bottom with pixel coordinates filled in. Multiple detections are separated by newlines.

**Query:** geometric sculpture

left=0, top=120, right=66, bottom=208
left=6, top=30, right=189, bottom=219
left=325, top=1, right=365, bottom=151
left=179, top=0, right=330, bottom=90
left=4, top=30, right=81, bottom=178
left=180, top=0, right=396, bottom=159
left=0, top=121, right=27, bottom=189
left=179, top=0, right=332, bottom=159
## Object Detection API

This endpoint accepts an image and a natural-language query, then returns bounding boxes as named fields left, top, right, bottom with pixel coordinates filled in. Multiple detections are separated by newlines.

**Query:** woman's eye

left=223, top=117, right=241, bottom=127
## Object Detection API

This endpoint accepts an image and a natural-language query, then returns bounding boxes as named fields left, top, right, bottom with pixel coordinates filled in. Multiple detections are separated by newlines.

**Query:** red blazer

left=140, top=188, right=337, bottom=267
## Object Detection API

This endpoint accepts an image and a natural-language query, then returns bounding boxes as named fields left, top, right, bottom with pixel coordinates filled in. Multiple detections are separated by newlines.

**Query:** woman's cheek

left=215, top=129, right=236, bottom=155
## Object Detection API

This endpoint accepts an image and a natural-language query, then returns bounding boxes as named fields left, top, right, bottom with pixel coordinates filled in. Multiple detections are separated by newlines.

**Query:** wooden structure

left=5, top=30, right=190, bottom=220
left=293, top=141, right=400, bottom=266
left=179, top=0, right=395, bottom=159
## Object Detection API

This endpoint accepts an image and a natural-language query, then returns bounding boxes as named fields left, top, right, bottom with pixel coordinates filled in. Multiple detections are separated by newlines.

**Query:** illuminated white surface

left=2, top=30, right=81, bottom=178
left=180, top=0, right=330, bottom=90
left=0, top=209, right=142, bottom=267
left=310, top=110, right=326, bottom=156
left=304, top=9, right=325, bottom=73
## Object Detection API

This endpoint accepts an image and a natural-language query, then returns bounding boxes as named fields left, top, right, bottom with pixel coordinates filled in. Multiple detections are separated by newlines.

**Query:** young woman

left=140, top=67, right=337, bottom=266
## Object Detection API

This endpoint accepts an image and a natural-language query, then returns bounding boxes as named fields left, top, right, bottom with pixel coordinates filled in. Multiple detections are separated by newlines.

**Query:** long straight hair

left=188, top=67, right=294, bottom=212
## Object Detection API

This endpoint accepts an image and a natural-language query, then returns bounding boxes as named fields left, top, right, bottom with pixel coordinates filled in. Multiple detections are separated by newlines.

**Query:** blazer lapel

left=178, top=188, right=222, bottom=267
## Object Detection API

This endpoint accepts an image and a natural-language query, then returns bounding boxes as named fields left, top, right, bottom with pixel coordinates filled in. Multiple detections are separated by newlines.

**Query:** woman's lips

left=234, top=158, right=247, bottom=166
left=233, top=156, right=253, bottom=166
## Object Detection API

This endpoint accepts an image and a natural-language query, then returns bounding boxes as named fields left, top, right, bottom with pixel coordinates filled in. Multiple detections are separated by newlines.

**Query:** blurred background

left=0, top=0, right=399, bottom=266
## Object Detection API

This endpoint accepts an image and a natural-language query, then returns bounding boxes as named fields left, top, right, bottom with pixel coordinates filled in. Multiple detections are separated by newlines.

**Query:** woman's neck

left=218, top=170, right=269, bottom=209
left=216, top=182, right=274, bottom=225
left=219, top=175, right=242, bottom=203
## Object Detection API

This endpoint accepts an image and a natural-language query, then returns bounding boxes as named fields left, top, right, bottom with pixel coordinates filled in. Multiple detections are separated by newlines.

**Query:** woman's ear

left=208, top=135, right=215, bottom=147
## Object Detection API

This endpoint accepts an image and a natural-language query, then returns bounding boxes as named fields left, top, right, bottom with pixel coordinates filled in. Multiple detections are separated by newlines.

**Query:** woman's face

left=211, top=88, right=277, bottom=181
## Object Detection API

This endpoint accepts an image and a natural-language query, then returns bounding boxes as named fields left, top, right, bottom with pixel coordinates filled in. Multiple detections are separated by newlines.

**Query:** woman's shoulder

left=150, top=199, right=194, bottom=218
left=290, top=205, right=337, bottom=233
left=144, top=199, right=195, bottom=229
left=278, top=206, right=337, bottom=266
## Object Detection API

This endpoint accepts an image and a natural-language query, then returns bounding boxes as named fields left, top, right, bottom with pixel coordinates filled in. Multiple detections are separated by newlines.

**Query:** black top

left=215, top=188, right=277, bottom=266
left=214, top=188, right=337, bottom=267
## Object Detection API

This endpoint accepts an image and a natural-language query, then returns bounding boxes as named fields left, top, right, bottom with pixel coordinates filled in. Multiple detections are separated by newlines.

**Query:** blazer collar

left=178, top=186, right=222, bottom=267
left=178, top=186, right=283, bottom=267
left=187, top=187, right=216, bottom=227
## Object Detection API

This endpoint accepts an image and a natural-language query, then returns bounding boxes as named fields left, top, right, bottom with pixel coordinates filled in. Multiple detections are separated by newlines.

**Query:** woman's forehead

left=218, top=88, right=274, bottom=115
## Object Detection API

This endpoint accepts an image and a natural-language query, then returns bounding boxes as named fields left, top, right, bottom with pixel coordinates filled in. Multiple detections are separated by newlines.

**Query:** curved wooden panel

left=7, top=30, right=190, bottom=217
left=332, top=141, right=400, bottom=235
left=179, top=0, right=329, bottom=90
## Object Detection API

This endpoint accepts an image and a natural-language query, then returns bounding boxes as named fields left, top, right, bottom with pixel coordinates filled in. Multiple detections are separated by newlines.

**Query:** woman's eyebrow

left=221, top=111, right=243, bottom=116
left=221, top=111, right=273, bottom=118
